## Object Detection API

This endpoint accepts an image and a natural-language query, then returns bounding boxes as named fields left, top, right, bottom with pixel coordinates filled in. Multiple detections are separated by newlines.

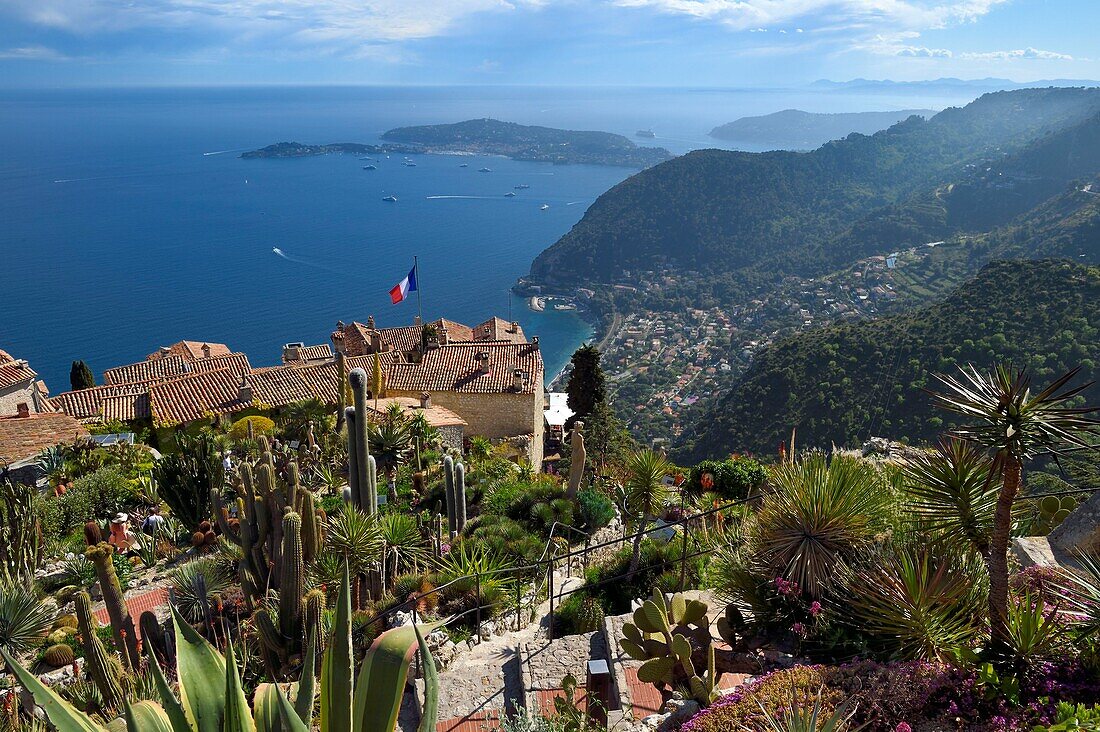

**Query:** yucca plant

left=378, top=513, right=430, bottom=576
left=0, top=581, right=55, bottom=654
left=1, top=564, right=439, bottom=732
left=622, top=449, right=672, bottom=573
left=901, top=437, right=997, bottom=556
left=758, top=453, right=889, bottom=598
left=844, top=544, right=985, bottom=661
left=169, top=556, right=234, bottom=624
left=999, top=591, right=1063, bottom=673
left=326, top=503, right=384, bottom=576
left=927, top=364, right=1100, bottom=651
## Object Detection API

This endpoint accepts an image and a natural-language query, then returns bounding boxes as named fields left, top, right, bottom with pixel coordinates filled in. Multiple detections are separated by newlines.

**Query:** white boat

left=479, top=167, right=492, bottom=173
left=540, top=204, right=550, bottom=211
left=459, top=163, right=469, bottom=168
left=382, top=195, right=397, bottom=202
left=514, top=184, right=530, bottom=190
left=362, top=165, right=377, bottom=170
left=505, top=192, right=516, bottom=197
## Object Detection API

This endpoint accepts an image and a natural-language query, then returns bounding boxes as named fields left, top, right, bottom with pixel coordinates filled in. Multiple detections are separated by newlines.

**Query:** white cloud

left=0, top=44, right=69, bottom=60
left=961, top=47, right=1073, bottom=61
left=895, top=45, right=952, bottom=57
left=608, top=0, right=1008, bottom=33
left=0, top=0, right=519, bottom=47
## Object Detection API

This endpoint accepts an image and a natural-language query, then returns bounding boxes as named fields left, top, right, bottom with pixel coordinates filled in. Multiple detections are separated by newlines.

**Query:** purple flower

left=791, top=622, right=807, bottom=638
left=809, top=601, right=822, bottom=616
left=895, top=724, right=912, bottom=732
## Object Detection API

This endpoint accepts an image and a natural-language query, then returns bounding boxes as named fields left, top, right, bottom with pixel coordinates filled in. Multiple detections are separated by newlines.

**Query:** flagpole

left=414, top=255, right=423, bottom=323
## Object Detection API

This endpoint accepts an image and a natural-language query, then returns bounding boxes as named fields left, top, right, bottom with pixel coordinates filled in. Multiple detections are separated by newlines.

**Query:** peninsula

left=240, top=141, right=421, bottom=158
left=380, top=118, right=673, bottom=167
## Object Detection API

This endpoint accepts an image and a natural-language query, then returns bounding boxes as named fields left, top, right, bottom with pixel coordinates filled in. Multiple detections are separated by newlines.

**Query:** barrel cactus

left=43, top=643, right=75, bottom=668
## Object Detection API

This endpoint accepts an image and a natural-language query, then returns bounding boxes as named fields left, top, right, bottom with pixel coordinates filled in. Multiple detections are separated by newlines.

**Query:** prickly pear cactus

left=1035, top=494, right=1077, bottom=534
left=619, top=589, right=719, bottom=706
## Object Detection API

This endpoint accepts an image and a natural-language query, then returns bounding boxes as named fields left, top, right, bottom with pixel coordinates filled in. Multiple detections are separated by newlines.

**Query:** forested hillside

left=675, top=259, right=1100, bottom=461
left=530, top=88, right=1100, bottom=288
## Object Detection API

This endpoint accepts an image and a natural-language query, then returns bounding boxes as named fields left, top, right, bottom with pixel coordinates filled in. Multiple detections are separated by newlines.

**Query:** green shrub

left=577, top=489, right=615, bottom=532
left=688, top=457, right=766, bottom=499
left=229, top=415, right=275, bottom=441
left=583, top=539, right=705, bottom=614
left=38, top=467, right=138, bottom=535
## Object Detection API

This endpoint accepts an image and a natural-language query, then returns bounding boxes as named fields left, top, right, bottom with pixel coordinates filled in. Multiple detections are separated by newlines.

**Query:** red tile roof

left=0, top=412, right=89, bottom=466
left=387, top=342, right=543, bottom=395
left=0, top=360, right=36, bottom=391
left=104, top=355, right=189, bottom=385
left=283, top=344, right=333, bottom=364
left=146, top=341, right=232, bottom=362
left=50, top=383, right=154, bottom=421
left=101, top=392, right=150, bottom=422
left=367, top=397, right=467, bottom=428
left=148, top=369, right=248, bottom=427
left=189, top=353, right=252, bottom=377
left=472, top=317, right=526, bottom=344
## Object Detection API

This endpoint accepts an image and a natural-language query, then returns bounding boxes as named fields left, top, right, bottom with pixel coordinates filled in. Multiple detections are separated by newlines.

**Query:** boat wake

left=426, top=195, right=498, bottom=200
left=566, top=200, right=588, bottom=206
left=271, top=247, right=341, bottom=273
left=203, top=148, right=249, bottom=156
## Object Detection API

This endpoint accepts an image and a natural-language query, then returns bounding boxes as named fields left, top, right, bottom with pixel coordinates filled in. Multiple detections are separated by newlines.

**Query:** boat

left=382, top=195, right=397, bottom=202
left=540, top=204, right=550, bottom=211
left=478, top=167, right=492, bottom=173
left=505, top=192, right=516, bottom=197
left=636, top=129, right=656, bottom=138
left=514, top=184, right=530, bottom=190
left=554, top=303, right=577, bottom=311
left=459, top=163, right=469, bottom=168
left=404, top=162, right=417, bottom=167
left=362, top=165, right=377, bottom=170
left=529, top=296, right=546, bottom=312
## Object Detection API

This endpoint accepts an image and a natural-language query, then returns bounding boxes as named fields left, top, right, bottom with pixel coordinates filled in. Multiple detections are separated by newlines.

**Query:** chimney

left=201, top=343, right=211, bottom=359
left=510, top=321, right=519, bottom=333
left=414, top=315, right=422, bottom=326
left=484, top=324, right=491, bottom=338
left=439, top=326, right=449, bottom=345
left=532, top=336, right=540, bottom=347
left=420, top=392, right=432, bottom=409
left=283, top=343, right=304, bottom=363
left=16, top=403, right=29, bottom=418
left=512, top=369, right=525, bottom=392
left=238, top=374, right=253, bottom=403
left=367, top=315, right=375, bottom=330
left=476, top=351, right=491, bottom=375
left=159, top=346, right=170, bottom=356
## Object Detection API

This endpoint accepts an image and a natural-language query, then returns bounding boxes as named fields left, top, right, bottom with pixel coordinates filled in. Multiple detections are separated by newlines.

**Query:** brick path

left=93, top=587, right=169, bottom=639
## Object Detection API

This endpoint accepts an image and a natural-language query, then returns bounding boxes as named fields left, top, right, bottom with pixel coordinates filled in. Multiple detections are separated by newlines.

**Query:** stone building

left=331, top=315, right=526, bottom=357
left=386, top=340, right=545, bottom=465
left=366, top=395, right=467, bottom=453
left=0, top=349, right=53, bottom=416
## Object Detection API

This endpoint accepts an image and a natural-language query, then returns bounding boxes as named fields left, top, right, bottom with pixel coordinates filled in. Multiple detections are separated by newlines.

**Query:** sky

left=0, top=0, right=1096, bottom=87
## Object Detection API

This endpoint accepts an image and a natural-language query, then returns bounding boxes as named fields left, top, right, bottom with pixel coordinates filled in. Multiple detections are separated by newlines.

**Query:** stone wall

left=389, top=386, right=544, bottom=465
left=0, top=382, right=35, bottom=417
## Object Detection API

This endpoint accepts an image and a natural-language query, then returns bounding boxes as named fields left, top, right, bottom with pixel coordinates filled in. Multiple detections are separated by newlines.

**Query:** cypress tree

left=565, top=344, right=606, bottom=429
left=69, top=360, right=95, bottom=391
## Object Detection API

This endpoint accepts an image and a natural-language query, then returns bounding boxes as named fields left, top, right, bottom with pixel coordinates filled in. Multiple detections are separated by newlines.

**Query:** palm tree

left=623, top=449, right=672, bottom=573
left=280, top=398, right=334, bottom=440
left=407, top=412, right=439, bottom=473
left=927, top=364, right=1100, bottom=651
left=468, top=436, right=493, bottom=464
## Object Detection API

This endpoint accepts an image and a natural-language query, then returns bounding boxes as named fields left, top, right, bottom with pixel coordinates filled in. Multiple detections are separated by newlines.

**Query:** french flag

left=389, top=265, right=418, bottom=304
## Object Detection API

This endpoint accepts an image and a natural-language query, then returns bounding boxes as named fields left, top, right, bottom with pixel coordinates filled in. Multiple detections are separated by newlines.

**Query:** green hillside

left=530, top=88, right=1100, bottom=288
left=674, top=259, right=1100, bottom=461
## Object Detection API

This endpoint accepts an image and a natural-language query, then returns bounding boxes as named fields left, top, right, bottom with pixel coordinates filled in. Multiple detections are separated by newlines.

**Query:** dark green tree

left=565, top=344, right=606, bottom=429
left=69, top=361, right=95, bottom=391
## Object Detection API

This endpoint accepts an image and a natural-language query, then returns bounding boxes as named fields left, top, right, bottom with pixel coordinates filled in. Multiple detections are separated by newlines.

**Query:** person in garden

left=107, top=512, right=140, bottom=553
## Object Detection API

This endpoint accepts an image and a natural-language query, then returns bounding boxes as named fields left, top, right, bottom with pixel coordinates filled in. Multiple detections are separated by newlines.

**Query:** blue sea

left=0, top=86, right=976, bottom=391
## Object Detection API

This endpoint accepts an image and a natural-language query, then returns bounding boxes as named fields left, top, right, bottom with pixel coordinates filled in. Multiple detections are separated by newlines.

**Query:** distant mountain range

left=709, top=109, right=936, bottom=149
left=810, top=77, right=1100, bottom=92
left=381, top=119, right=672, bottom=168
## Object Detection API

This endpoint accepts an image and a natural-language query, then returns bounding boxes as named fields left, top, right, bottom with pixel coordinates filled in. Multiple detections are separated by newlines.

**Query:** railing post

left=548, top=557, right=555, bottom=641
left=475, top=571, right=482, bottom=644
left=678, top=506, right=689, bottom=592
left=516, top=582, right=522, bottom=631
left=583, top=536, right=590, bottom=573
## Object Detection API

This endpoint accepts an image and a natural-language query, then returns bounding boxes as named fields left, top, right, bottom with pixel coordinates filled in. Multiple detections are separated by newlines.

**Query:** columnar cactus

left=348, top=368, right=377, bottom=513
left=85, top=543, right=140, bottom=670
left=279, top=512, right=304, bottom=643
left=0, top=479, right=41, bottom=589
left=74, top=591, right=124, bottom=710
left=298, top=488, right=322, bottom=564
left=442, top=456, right=467, bottom=536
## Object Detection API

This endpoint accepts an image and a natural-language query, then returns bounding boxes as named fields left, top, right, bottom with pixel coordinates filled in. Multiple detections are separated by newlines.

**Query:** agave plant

left=0, top=581, right=55, bottom=654
left=326, top=503, right=384, bottom=576
left=926, top=364, right=1100, bottom=650
left=169, top=556, right=234, bottom=624
left=901, top=438, right=997, bottom=556
left=844, top=544, right=985, bottom=661
left=758, top=453, right=889, bottom=598
left=378, top=513, right=430, bottom=576
left=2, top=565, right=439, bottom=732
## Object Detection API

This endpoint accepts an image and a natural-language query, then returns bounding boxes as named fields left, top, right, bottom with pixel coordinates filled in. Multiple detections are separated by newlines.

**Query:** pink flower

left=809, top=601, right=822, bottom=616
left=896, top=724, right=912, bottom=732
left=791, top=622, right=807, bottom=638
